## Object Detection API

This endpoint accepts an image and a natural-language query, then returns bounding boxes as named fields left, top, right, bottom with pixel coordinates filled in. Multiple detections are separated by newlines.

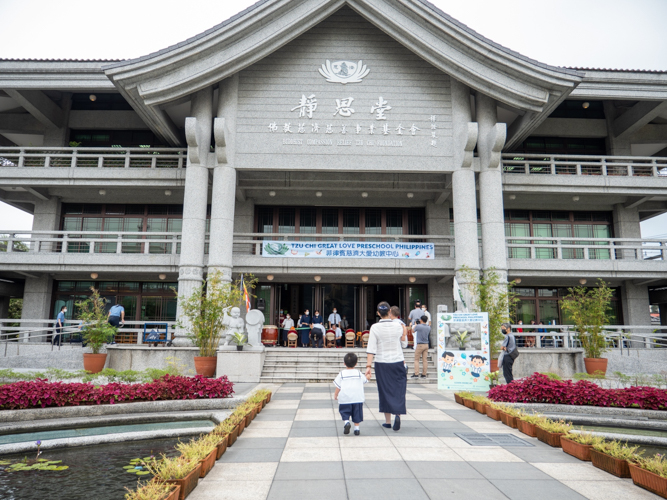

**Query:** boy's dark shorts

left=338, top=402, right=364, bottom=423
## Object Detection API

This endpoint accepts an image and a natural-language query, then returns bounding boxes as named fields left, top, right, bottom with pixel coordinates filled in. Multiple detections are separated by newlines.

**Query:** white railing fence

left=502, top=154, right=667, bottom=177
left=0, top=147, right=187, bottom=169
left=506, top=237, right=667, bottom=261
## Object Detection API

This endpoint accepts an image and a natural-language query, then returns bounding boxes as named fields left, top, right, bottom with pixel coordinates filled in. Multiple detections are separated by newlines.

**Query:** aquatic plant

left=124, top=457, right=153, bottom=475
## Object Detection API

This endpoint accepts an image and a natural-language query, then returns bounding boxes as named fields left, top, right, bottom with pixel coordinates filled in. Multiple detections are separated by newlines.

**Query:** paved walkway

left=190, top=383, right=658, bottom=500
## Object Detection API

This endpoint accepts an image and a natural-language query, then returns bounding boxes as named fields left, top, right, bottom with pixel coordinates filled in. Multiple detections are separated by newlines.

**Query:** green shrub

left=593, top=440, right=642, bottom=461
left=565, top=430, right=605, bottom=446
left=636, top=453, right=667, bottom=478
left=541, top=372, right=562, bottom=380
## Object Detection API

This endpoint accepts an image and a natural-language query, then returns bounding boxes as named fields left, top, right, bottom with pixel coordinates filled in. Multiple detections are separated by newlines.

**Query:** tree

left=175, top=272, right=256, bottom=357
left=75, top=288, right=116, bottom=354
left=560, top=279, right=613, bottom=359
left=458, top=267, right=519, bottom=359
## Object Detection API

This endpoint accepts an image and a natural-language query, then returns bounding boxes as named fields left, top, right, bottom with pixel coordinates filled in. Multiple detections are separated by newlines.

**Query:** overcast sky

left=1, top=0, right=666, bottom=236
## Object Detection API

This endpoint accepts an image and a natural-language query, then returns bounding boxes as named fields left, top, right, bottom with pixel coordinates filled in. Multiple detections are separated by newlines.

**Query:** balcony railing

left=0, top=147, right=187, bottom=169
left=502, top=154, right=667, bottom=177
left=232, top=233, right=455, bottom=258
left=0, top=231, right=186, bottom=255
left=506, top=236, right=667, bottom=261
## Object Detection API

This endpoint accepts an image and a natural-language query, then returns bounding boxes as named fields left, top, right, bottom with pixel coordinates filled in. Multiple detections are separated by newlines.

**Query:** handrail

left=501, top=153, right=667, bottom=177
left=506, top=236, right=666, bottom=261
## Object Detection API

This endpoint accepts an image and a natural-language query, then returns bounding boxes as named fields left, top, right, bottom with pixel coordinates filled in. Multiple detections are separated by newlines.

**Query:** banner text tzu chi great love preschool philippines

left=262, top=241, right=434, bottom=259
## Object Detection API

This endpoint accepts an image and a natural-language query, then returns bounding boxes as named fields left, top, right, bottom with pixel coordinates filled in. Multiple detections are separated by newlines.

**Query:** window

left=278, top=208, right=295, bottom=234
left=517, top=136, right=606, bottom=155
left=343, top=209, right=359, bottom=236
left=69, top=129, right=163, bottom=147
left=385, top=210, right=402, bottom=235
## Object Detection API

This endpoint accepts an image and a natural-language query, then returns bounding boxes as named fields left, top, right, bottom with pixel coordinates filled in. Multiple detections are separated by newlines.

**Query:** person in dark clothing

left=499, top=322, right=516, bottom=383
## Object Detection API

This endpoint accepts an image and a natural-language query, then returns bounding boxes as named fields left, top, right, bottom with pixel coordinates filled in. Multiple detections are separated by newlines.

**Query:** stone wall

left=509, top=349, right=585, bottom=378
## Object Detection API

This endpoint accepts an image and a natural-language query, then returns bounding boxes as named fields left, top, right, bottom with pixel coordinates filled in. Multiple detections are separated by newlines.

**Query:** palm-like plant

left=75, top=288, right=116, bottom=354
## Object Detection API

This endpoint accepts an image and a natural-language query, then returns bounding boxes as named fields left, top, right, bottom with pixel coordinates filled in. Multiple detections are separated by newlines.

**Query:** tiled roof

left=564, top=66, right=667, bottom=74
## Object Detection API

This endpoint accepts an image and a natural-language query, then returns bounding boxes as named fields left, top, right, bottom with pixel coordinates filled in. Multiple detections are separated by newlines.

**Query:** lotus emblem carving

left=319, top=60, right=370, bottom=84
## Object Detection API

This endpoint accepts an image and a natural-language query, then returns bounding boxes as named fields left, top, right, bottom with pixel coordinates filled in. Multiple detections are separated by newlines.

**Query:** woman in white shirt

left=365, top=301, right=408, bottom=431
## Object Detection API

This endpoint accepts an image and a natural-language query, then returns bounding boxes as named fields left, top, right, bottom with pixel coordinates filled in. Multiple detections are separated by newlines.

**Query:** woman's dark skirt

left=375, top=361, right=407, bottom=415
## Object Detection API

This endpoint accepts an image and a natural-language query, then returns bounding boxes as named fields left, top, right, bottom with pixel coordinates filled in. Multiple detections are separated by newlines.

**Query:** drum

left=262, top=325, right=279, bottom=346
left=407, top=330, right=414, bottom=346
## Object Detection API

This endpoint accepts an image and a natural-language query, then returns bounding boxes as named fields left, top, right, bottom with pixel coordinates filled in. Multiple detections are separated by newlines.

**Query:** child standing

left=333, top=352, right=367, bottom=435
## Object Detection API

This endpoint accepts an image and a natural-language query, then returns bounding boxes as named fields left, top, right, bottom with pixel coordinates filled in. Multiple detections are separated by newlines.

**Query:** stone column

left=621, top=281, right=651, bottom=326
left=0, top=296, right=10, bottom=319
left=32, top=197, right=61, bottom=252
left=426, top=200, right=451, bottom=256
left=603, top=101, right=632, bottom=156
left=476, top=93, right=507, bottom=279
left=427, top=278, right=453, bottom=346
left=613, top=203, right=641, bottom=259
left=21, top=275, right=54, bottom=341
left=209, top=75, right=240, bottom=282
left=174, top=87, right=214, bottom=346
left=42, top=93, right=72, bottom=147
left=450, top=79, right=479, bottom=308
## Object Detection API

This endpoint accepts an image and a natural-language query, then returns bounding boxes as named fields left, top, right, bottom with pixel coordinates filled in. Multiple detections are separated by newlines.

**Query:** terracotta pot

left=629, top=463, right=667, bottom=498
left=463, top=398, right=475, bottom=409
left=198, top=449, right=216, bottom=478
left=266, top=393, right=272, bottom=403
left=256, top=403, right=262, bottom=414
left=215, top=435, right=228, bottom=460
left=454, top=394, right=464, bottom=405
left=82, top=353, right=107, bottom=374
left=161, top=484, right=181, bottom=500
left=499, top=412, right=518, bottom=429
left=486, top=406, right=501, bottom=421
left=583, top=357, right=608, bottom=376
left=473, top=401, right=486, bottom=415
left=237, top=418, right=246, bottom=436
left=165, top=463, right=201, bottom=500
left=193, top=356, right=216, bottom=377
left=561, top=437, right=593, bottom=461
left=535, top=427, right=564, bottom=447
left=517, top=419, right=537, bottom=437
left=590, top=449, right=631, bottom=478
left=490, top=359, right=499, bottom=372
left=245, top=411, right=254, bottom=427
left=227, top=426, right=239, bottom=447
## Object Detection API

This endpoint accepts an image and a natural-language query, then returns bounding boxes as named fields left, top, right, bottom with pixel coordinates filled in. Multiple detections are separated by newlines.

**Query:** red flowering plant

left=488, top=373, right=667, bottom=410
left=0, top=375, right=234, bottom=410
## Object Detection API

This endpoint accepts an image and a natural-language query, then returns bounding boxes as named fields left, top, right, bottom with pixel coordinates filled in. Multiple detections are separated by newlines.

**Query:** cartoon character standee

left=469, top=354, right=487, bottom=378
left=441, top=351, right=455, bottom=373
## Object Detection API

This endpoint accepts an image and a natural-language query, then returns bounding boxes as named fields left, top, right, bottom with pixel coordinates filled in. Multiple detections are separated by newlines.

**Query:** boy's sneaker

left=354, top=430, right=360, bottom=436
left=344, top=422, right=351, bottom=435
left=410, top=374, right=420, bottom=378
left=420, top=374, right=427, bottom=378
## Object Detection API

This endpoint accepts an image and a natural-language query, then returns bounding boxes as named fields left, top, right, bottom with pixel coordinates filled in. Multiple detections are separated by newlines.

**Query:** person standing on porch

left=328, top=308, right=341, bottom=330
left=365, top=301, right=408, bottom=431
left=408, top=301, right=423, bottom=327
left=411, top=315, right=430, bottom=379
left=281, top=313, right=294, bottom=347
left=54, top=305, right=66, bottom=347
left=298, top=309, right=311, bottom=347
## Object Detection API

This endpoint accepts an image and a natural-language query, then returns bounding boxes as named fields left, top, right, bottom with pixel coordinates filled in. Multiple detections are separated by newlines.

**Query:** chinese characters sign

left=261, top=241, right=434, bottom=259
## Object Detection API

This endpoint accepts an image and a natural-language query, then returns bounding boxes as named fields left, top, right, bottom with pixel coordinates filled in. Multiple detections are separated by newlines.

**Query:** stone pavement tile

left=439, top=437, right=496, bottom=448
left=281, top=383, right=306, bottom=387
left=469, top=462, right=552, bottom=480
left=268, top=479, right=347, bottom=500
left=220, top=447, right=284, bottom=463
left=295, top=408, right=335, bottom=420
left=445, top=409, right=493, bottom=421
left=343, top=461, right=414, bottom=479
left=274, top=461, right=344, bottom=480
left=383, top=427, right=435, bottom=437
left=275, top=387, right=304, bottom=393
left=188, top=479, right=272, bottom=500
left=271, top=394, right=303, bottom=400
left=280, top=446, right=342, bottom=462
left=561, top=479, right=660, bottom=500
left=289, top=426, right=340, bottom=438
left=404, top=401, right=438, bottom=409
left=419, top=478, right=509, bottom=500
left=347, top=478, right=429, bottom=500
left=338, top=435, right=393, bottom=448
left=267, top=401, right=300, bottom=409
left=407, top=461, right=484, bottom=479
left=258, top=409, right=298, bottom=416
left=341, top=447, right=403, bottom=461
left=232, top=437, right=287, bottom=449
left=427, top=421, right=479, bottom=432
left=303, top=385, right=331, bottom=391
left=398, top=447, right=463, bottom=462
left=531, top=462, right=622, bottom=481
left=254, top=414, right=296, bottom=422
left=407, top=410, right=455, bottom=421
left=429, top=401, right=464, bottom=410
left=406, top=394, right=425, bottom=401
left=418, top=394, right=448, bottom=401
left=299, top=400, right=337, bottom=409
left=292, top=419, right=337, bottom=428
left=389, top=436, right=447, bottom=448
left=454, top=448, right=524, bottom=463
left=285, top=436, right=339, bottom=448
left=250, top=421, right=293, bottom=430
left=506, top=447, right=583, bottom=464
left=345, top=425, right=389, bottom=436
left=491, top=479, right=587, bottom=500
left=206, top=462, right=278, bottom=481
left=301, top=392, right=334, bottom=400
left=242, top=427, right=291, bottom=438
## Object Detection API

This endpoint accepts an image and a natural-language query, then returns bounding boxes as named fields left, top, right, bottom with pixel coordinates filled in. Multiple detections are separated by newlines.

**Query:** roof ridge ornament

left=318, top=59, right=370, bottom=84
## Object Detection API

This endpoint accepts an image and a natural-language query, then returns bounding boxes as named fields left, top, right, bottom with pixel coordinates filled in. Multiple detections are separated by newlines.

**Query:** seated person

left=334, top=324, right=343, bottom=347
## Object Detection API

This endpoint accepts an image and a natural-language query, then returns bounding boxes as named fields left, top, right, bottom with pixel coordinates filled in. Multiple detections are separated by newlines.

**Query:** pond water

left=582, top=425, right=667, bottom=439
left=0, top=437, right=194, bottom=500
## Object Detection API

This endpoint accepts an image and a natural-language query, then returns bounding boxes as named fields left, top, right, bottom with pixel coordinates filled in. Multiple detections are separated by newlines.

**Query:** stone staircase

left=259, top=347, right=438, bottom=383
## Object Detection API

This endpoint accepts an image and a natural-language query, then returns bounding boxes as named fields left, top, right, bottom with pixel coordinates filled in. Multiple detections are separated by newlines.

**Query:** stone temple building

left=1, top=0, right=666, bottom=340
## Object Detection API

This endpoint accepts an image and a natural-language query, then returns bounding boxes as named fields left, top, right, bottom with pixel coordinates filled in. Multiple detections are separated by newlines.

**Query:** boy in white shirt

left=333, top=352, right=367, bottom=436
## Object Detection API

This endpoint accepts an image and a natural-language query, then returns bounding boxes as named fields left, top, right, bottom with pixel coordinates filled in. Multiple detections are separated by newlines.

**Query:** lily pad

left=123, top=465, right=136, bottom=469
left=136, top=471, right=150, bottom=475
left=0, top=460, right=11, bottom=465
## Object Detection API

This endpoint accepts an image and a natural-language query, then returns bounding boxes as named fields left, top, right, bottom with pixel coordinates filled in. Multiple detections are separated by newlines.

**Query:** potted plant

left=175, top=437, right=217, bottom=479
left=485, top=403, right=502, bottom=421
left=473, top=397, right=488, bottom=415
left=452, top=329, right=470, bottom=350
left=230, top=331, right=247, bottom=351
left=176, top=272, right=255, bottom=377
left=143, top=456, right=201, bottom=500
left=76, top=288, right=116, bottom=374
left=516, top=413, right=544, bottom=437
left=591, top=440, right=641, bottom=478
left=496, top=404, right=520, bottom=429
left=458, top=267, right=519, bottom=371
left=484, top=371, right=500, bottom=388
left=629, top=454, right=667, bottom=498
left=535, top=418, right=572, bottom=447
left=560, top=431, right=605, bottom=461
left=124, top=480, right=180, bottom=500
left=560, top=279, right=614, bottom=375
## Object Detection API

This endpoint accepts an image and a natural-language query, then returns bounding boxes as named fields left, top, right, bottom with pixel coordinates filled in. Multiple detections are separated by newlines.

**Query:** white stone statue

left=245, top=309, right=265, bottom=347
left=221, top=306, right=245, bottom=346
